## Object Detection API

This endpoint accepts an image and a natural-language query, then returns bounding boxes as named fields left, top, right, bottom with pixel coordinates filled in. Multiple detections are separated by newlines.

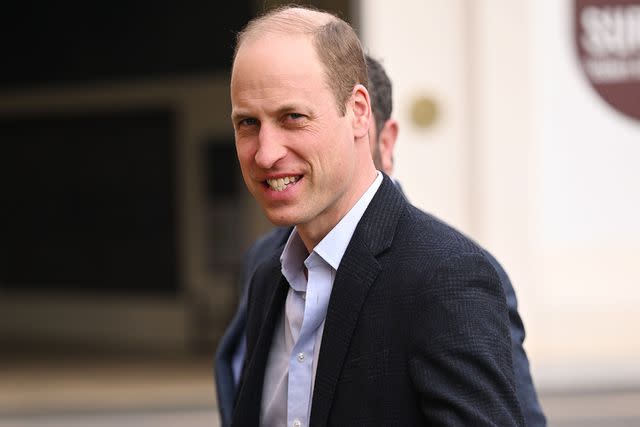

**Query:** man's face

left=231, top=33, right=363, bottom=239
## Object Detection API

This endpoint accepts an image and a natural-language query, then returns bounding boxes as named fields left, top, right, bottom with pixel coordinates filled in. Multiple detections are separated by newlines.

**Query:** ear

left=350, top=84, right=371, bottom=139
left=378, top=119, right=399, bottom=175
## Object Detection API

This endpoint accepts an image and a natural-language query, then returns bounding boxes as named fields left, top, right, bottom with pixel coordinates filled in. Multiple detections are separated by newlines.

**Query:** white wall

left=360, top=0, right=472, bottom=233
left=361, top=0, right=640, bottom=390
left=528, top=0, right=640, bottom=388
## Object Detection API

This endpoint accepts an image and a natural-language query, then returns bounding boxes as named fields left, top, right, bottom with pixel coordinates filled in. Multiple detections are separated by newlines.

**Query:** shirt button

left=293, top=419, right=302, bottom=427
left=297, top=352, right=305, bottom=363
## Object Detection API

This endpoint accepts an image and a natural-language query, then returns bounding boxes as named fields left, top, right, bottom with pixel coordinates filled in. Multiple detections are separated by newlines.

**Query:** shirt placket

left=286, top=255, right=329, bottom=427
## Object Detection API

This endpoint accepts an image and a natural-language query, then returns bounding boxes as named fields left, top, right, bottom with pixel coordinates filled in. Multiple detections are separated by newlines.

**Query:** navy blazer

left=215, top=229, right=290, bottom=426
left=216, top=175, right=545, bottom=426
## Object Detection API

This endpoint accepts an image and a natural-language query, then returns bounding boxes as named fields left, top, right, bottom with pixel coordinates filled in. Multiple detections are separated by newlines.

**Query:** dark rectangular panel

left=0, top=110, right=178, bottom=293
left=1, top=1, right=252, bottom=89
left=204, top=139, right=240, bottom=199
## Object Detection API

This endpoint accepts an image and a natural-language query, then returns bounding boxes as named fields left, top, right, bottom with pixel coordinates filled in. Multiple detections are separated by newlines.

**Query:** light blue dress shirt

left=260, top=172, right=383, bottom=427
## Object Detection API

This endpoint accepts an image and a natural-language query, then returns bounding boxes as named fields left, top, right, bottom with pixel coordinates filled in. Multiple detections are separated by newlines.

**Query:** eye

left=283, top=113, right=307, bottom=126
left=238, top=117, right=259, bottom=127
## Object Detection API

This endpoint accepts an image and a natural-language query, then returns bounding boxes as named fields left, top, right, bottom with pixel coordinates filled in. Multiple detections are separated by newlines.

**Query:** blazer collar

left=310, top=174, right=406, bottom=426
left=350, top=173, right=405, bottom=256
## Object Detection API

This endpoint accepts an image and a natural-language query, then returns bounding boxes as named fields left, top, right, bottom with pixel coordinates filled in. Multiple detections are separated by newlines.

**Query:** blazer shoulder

left=399, top=204, right=488, bottom=258
left=386, top=204, right=514, bottom=302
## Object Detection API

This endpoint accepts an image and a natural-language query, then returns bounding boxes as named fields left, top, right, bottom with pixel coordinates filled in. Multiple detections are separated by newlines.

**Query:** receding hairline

left=233, top=5, right=367, bottom=116
left=235, top=6, right=338, bottom=50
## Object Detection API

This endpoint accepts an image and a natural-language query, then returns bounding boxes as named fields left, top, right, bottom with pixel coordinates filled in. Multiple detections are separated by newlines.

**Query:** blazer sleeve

left=408, top=253, right=525, bottom=426
left=494, top=259, right=547, bottom=426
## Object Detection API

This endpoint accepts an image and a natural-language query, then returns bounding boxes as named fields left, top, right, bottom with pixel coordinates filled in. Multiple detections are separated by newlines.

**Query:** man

left=225, top=5, right=525, bottom=426
left=216, top=54, right=546, bottom=426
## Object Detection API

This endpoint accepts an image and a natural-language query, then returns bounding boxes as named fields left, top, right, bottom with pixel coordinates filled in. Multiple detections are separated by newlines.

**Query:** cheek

left=235, top=145, right=256, bottom=182
left=298, top=117, right=352, bottom=171
left=317, top=135, right=354, bottom=180
left=235, top=141, right=255, bottom=164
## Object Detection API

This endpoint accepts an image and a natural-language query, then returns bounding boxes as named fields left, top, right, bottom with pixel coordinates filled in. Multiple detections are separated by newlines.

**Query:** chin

left=264, top=210, right=299, bottom=227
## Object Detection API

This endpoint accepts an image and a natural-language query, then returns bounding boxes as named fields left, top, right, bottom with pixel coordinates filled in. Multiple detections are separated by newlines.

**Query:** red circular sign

left=575, top=0, right=640, bottom=121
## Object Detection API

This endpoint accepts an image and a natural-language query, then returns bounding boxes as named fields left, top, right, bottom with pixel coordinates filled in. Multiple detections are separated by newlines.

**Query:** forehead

left=231, top=33, right=328, bottom=103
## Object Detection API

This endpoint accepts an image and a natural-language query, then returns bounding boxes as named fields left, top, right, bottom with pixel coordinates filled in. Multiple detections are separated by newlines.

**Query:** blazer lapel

left=309, top=175, right=406, bottom=426
left=232, top=260, right=288, bottom=426
left=309, top=237, right=380, bottom=427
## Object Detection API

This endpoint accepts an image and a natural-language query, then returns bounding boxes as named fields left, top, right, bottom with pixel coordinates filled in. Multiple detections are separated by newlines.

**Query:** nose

left=254, top=124, right=287, bottom=169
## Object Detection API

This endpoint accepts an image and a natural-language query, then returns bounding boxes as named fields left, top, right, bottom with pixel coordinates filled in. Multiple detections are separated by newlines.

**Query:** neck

left=297, top=166, right=377, bottom=252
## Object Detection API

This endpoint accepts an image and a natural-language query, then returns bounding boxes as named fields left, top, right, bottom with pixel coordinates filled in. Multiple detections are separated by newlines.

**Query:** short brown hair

left=366, top=56, right=393, bottom=137
left=234, top=5, right=367, bottom=116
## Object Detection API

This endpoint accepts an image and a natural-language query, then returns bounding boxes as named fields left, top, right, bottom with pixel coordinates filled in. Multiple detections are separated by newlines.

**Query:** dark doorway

left=0, top=110, right=179, bottom=294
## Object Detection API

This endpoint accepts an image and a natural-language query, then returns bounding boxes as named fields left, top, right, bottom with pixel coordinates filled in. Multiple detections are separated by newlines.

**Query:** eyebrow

left=275, top=104, right=314, bottom=119
left=231, top=111, right=248, bottom=123
left=231, top=103, right=310, bottom=122
left=275, top=104, right=302, bottom=114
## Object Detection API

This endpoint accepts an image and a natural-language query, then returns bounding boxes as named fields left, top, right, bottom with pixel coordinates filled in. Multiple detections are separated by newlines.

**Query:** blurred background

left=1, top=0, right=638, bottom=426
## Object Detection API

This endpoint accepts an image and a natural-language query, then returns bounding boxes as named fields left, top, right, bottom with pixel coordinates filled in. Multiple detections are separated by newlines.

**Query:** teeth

left=266, top=176, right=299, bottom=192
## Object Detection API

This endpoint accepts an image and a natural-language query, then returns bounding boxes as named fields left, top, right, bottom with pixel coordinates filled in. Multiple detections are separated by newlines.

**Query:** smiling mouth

left=265, top=175, right=300, bottom=192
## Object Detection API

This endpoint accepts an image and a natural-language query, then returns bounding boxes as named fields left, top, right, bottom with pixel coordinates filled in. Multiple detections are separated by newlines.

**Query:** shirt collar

left=280, top=228, right=308, bottom=292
